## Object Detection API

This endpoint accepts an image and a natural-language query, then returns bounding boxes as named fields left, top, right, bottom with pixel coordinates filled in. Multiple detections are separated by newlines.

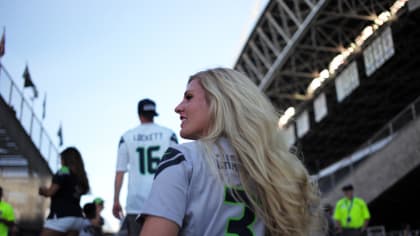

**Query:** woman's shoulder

left=168, top=141, right=201, bottom=159
left=54, top=166, right=71, bottom=176
left=153, top=142, right=198, bottom=180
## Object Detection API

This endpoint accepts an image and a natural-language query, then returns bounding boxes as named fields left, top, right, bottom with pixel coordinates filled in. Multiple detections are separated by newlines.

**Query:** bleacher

left=235, top=0, right=420, bottom=232
left=0, top=62, right=59, bottom=235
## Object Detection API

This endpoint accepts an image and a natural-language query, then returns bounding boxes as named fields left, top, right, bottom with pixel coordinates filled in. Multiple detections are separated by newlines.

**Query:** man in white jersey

left=113, top=98, right=178, bottom=236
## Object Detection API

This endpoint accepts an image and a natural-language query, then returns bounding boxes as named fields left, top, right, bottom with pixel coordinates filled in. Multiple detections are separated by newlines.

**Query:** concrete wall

left=0, top=177, right=51, bottom=232
left=322, top=117, right=420, bottom=205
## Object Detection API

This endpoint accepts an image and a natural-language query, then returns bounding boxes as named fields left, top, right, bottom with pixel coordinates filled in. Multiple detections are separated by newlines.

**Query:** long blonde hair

left=190, top=68, right=321, bottom=236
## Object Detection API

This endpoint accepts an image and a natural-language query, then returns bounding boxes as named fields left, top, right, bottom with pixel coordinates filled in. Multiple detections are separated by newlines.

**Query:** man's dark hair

left=83, top=203, right=97, bottom=219
left=342, top=184, right=354, bottom=191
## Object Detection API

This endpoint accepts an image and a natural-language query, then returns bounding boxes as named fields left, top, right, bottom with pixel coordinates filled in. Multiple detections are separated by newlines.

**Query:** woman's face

left=175, top=79, right=211, bottom=140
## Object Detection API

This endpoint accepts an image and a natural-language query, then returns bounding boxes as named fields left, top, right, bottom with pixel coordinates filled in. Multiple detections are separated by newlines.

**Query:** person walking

left=333, top=184, right=370, bottom=236
left=112, top=98, right=178, bottom=236
left=39, top=147, right=90, bottom=236
left=137, top=68, right=321, bottom=236
left=0, top=186, right=16, bottom=236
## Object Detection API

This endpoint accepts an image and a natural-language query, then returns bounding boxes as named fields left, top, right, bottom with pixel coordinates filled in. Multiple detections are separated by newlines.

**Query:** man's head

left=342, top=184, right=354, bottom=199
left=93, top=197, right=104, bottom=212
left=83, top=202, right=97, bottom=219
left=138, top=98, right=158, bottom=122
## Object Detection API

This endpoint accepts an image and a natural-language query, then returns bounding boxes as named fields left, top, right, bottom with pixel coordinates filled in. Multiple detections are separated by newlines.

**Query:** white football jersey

left=116, top=123, right=178, bottom=214
left=138, top=138, right=265, bottom=235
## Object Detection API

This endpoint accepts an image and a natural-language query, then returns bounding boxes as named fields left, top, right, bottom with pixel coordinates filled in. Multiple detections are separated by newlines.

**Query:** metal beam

left=249, top=42, right=272, bottom=69
left=257, top=28, right=281, bottom=56
left=323, top=12, right=376, bottom=21
left=296, top=44, right=341, bottom=53
left=276, top=0, right=302, bottom=26
left=266, top=12, right=291, bottom=41
left=280, top=70, right=316, bottom=78
left=243, top=54, right=264, bottom=81
left=259, top=0, right=330, bottom=91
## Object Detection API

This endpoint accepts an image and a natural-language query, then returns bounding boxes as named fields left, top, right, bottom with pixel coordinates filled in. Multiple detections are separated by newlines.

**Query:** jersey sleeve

left=52, top=166, right=70, bottom=185
left=4, top=204, right=15, bottom=221
left=333, top=200, right=342, bottom=221
left=170, top=132, right=178, bottom=145
left=137, top=147, right=192, bottom=227
left=360, top=199, right=371, bottom=220
left=116, top=136, right=129, bottom=172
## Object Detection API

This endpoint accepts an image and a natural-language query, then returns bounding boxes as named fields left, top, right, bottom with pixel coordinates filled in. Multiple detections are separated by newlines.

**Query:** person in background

left=39, top=147, right=90, bottom=236
left=0, top=186, right=16, bottom=236
left=93, top=198, right=105, bottom=228
left=80, top=203, right=102, bottom=236
left=324, top=203, right=336, bottom=236
left=113, top=98, right=178, bottom=236
left=138, top=68, right=321, bottom=236
left=334, top=184, right=370, bottom=236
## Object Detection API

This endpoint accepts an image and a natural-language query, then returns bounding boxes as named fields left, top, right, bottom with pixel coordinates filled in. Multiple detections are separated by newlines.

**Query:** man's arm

left=361, top=199, right=370, bottom=231
left=113, top=171, right=125, bottom=219
left=362, top=219, right=369, bottom=231
left=0, top=217, right=14, bottom=227
left=333, top=202, right=342, bottom=233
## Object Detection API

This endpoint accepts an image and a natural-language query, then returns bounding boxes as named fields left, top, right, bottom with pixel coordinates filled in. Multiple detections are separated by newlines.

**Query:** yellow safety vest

left=333, top=197, right=370, bottom=229
left=0, top=200, right=15, bottom=236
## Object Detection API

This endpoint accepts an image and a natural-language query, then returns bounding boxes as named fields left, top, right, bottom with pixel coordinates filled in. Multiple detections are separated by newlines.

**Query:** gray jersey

left=138, top=138, right=265, bottom=235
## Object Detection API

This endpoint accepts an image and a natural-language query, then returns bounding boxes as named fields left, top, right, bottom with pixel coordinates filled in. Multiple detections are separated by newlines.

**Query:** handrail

left=0, top=62, right=59, bottom=173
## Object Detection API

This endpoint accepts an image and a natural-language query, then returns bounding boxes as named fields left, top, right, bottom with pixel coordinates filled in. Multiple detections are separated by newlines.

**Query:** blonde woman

left=138, top=68, right=321, bottom=236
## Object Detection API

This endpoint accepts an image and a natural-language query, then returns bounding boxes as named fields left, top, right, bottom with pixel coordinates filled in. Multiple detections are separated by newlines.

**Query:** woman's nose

left=175, top=102, right=182, bottom=113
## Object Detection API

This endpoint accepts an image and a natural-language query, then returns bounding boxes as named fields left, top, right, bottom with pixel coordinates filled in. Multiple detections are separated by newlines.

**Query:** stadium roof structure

left=234, top=0, right=420, bottom=173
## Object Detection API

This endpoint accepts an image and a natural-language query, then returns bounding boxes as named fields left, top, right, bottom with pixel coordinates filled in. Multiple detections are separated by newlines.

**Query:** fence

left=0, top=63, right=59, bottom=173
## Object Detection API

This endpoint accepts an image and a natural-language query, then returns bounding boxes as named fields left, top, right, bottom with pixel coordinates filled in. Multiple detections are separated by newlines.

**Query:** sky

left=0, top=0, right=268, bottom=232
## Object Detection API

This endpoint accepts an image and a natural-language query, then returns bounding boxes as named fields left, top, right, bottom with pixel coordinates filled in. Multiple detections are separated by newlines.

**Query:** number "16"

left=136, top=146, right=160, bottom=174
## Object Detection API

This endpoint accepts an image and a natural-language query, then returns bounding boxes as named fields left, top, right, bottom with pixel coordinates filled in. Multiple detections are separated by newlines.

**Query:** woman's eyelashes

left=185, top=93, right=193, bottom=100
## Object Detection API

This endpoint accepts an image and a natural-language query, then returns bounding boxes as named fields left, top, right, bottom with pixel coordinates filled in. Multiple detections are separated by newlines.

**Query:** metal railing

left=0, top=63, right=59, bottom=173
left=316, top=95, right=420, bottom=194
left=387, top=230, right=420, bottom=236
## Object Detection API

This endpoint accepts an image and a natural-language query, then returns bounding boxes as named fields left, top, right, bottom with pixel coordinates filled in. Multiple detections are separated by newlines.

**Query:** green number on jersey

left=136, top=146, right=161, bottom=174
left=224, top=186, right=256, bottom=236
